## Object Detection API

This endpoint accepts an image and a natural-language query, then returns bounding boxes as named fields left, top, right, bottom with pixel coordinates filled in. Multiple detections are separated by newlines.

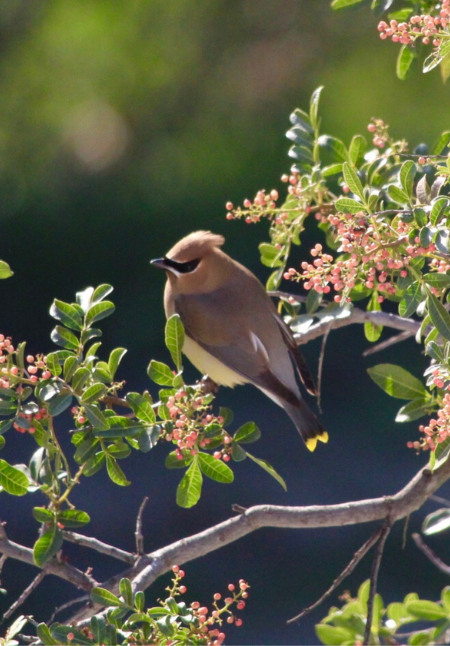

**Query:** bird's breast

left=183, top=336, right=248, bottom=387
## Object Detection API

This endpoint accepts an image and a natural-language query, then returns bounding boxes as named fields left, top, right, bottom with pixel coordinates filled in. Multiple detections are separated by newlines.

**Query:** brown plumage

left=151, top=231, right=328, bottom=451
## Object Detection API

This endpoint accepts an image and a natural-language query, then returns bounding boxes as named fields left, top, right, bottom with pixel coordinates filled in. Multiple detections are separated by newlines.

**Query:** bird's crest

left=167, top=231, right=225, bottom=263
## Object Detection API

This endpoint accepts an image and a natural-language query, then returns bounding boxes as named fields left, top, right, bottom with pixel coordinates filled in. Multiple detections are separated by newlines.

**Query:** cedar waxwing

left=151, top=231, right=328, bottom=451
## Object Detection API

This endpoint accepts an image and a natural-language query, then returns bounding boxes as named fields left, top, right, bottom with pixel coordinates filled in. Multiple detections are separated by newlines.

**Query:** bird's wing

left=174, top=292, right=301, bottom=405
left=272, top=314, right=317, bottom=396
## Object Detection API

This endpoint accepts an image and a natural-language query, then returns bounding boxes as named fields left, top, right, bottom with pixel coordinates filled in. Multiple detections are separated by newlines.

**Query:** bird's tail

left=282, top=401, right=328, bottom=452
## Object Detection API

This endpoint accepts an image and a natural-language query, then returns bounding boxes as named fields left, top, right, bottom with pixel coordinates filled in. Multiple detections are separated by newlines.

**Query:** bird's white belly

left=183, top=336, right=248, bottom=387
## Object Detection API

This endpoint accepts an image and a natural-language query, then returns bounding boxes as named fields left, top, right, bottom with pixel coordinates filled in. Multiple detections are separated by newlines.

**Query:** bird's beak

left=150, top=258, right=168, bottom=270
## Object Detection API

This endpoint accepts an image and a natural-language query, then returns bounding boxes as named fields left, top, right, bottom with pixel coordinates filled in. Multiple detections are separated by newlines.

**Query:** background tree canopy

left=2, top=0, right=450, bottom=643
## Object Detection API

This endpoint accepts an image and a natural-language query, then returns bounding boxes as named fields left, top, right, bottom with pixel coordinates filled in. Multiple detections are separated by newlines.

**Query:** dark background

left=1, top=1, right=450, bottom=643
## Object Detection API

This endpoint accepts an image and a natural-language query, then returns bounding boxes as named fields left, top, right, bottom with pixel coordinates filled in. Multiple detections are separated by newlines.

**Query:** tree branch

left=63, top=531, right=135, bottom=564
left=295, top=308, right=420, bottom=345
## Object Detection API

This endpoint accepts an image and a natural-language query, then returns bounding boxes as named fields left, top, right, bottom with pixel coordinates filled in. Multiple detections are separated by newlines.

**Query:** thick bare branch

left=63, top=531, right=135, bottom=564
left=0, top=534, right=98, bottom=591
left=295, top=308, right=420, bottom=344
left=70, top=458, right=450, bottom=624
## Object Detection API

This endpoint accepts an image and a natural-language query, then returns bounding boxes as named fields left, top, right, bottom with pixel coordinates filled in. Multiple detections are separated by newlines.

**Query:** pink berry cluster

left=408, top=392, right=450, bottom=452
left=163, top=386, right=230, bottom=461
left=378, top=3, right=450, bottom=47
left=366, top=118, right=390, bottom=149
left=170, top=565, right=249, bottom=645
left=225, top=189, right=281, bottom=224
left=13, top=407, right=48, bottom=435
left=0, top=337, right=52, bottom=388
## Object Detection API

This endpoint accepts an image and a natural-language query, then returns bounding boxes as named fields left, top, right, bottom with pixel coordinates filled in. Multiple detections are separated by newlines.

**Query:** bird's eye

left=164, top=257, right=201, bottom=273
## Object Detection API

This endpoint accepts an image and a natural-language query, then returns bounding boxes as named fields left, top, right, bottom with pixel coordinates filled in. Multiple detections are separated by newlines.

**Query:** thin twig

left=2, top=572, right=45, bottom=622
left=362, top=330, right=413, bottom=357
left=412, top=532, right=450, bottom=576
left=135, top=497, right=149, bottom=555
left=63, top=531, right=135, bottom=564
left=0, top=554, right=7, bottom=576
left=48, top=594, right=90, bottom=623
left=287, top=526, right=383, bottom=623
left=364, top=518, right=392, bottom=646
left=430, top=494, right=450, bottom=508
left=317, top=325, right=330, bottom=413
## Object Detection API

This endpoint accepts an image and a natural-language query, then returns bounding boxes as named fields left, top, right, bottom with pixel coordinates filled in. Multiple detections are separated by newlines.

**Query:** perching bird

left=151, top=231, right=328, bottom=451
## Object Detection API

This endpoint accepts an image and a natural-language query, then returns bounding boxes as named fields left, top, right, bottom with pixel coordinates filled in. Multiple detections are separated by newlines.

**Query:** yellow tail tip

left=306, top=437, right=318, bottom=452
left=306, top=431, right=329, bottom=452
left=318, top=431, right=329, bottom=444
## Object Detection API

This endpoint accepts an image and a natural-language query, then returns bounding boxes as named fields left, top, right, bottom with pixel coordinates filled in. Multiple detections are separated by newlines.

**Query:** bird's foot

left=199, top=375, right=220, bottom=395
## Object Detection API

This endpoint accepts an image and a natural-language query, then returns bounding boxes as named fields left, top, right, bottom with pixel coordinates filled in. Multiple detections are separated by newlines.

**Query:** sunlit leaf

left=367, top=364, right=427, bottom=399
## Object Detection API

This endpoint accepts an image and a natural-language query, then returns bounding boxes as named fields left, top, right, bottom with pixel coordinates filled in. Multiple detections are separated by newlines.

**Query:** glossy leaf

left=259, top=243, right=284, bottom=268
left=234, top=421, right=261, bottom=444
left=335, top=197, right=364, bottom=213
left=91, top=587, right=124, bottom=607
left=399, top=281, right=422, bottom=318
left=84, top=404, right=111, bottom=430
left=86, top=301, right=115, bottom=326
left=0, top=260, right=13, bottom=279
left=396, top=44, right=415, bottom=80
left=176, top=458, right=203, bottom=508
left=422, top=508, right=450, bottom=535
left=343, top=162, right=365, bottom=202
left=246, top=451, right=287, bottom=490
left=147, top=360, right=175, bottom=386
left=48, top=392, right=73, bottom=416
left=364, top=292, right=383, bottom=342
left=92, top=284, right=114, bottom=303
left=108, top=347, right=127, bottom=379
left=106, top=455, right=130, bottom=486
left=49, top=299, right=83, bottom=331
left=198, top=452, right=234, bottom=483
left=126, top=392, right=156, bottom=424
left=395, top=399, right=430, bottom=423
left=33, top=507, right=55, bottom=523
left=331, top=0, right=364, bottom=6
left=165, top=315, right=185, bottom=371
left=430, top=197, right=450, bottom=225
left=81, top=383, right=107, bottom=404
left=0, top=459, right=29, bottom=495
left=387, top=184, right=409, bottom=205
left=406, top=600, right=448, bottom=621
left=427, top=294, right=450, bottom=342
left=50, top=326, right=79, bottom=351
left=309, top=86, right=323, bottom=130
left=58, top=509, right=91, bottom=528
left=317, top=135, right=348, bottom=161
left=33, top=524, right=63, bottom=566
left=367, top=364, right=427, bottom=399
left=400, top=160, right=416, bottom=197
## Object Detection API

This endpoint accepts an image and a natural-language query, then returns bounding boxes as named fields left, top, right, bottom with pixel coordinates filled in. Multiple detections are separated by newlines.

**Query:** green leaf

left=37, top=623, right=59, bottom=646
left=430, top=197, right=450, bottom=225
left=119, top=578, right=133, bottom=607
left=424, top=273, right=450, bottom=288
left=406, top=600, right=448, bottom=621
left=309, top=86, right=323, bottom=130
left=259, top=243, right=284, bottom=268
left=72, top=367, right=91, bottom=395
left=86, top=301, right=115, bottom=326
left=265, top=267, right=284, bottom=291
left=92, top=284, right=114, bottom=303
left=231, top=443, right=247, bottom=461
left=45, top=352, right=62, bottom=377
left=165, top=315, right=185, bottom=371
left=427, top=294, right=450, bottom=342
left=317, top=135, right=348, bottom=161
left=399, top=281, right=422, bottom=318
left=138, top=425, right=160, bottom=452
left=49, top=626, right=94, bottom=645
left=82, top=383, right=107, bottom=404
left=147, top=360, right=175, bottom=386
left=422, top=508, right=450, bottom=535
left=48, top=391, right=73, bottom=416
left=33, top=507, right=55, bottom=523
left=433, top=131, right=450, bottom=155
left=126, top=392, right=156, bottom=424
left=246, top=451, right=287, bottom=490
left=396, top=45, right=415, bottom=80
left=106, top=456, right=130, bottom=486
left=315, top=624, right=354, bottom=645
left=306, top=288, right=323, bottom=314
left=176, top=458, right=203, bottom=508
left=84, top=404, right=111, bottom=431
left=234, top=421, right=261, bottom=444
left=0, top=260, right=13, bottom=279
left=387, top=184, right=410, bottom=205
left=343, top=162, right=365, bottom=202
left=395, top=399, right=430, bottom=422
left=94, top=416, right=145, bottom=439
left=165, top=450, right=194, bottom=469
left=91, top=587, right=124, bottom=607
left=367, top=364, right=427, bottom=399
left=335, top=197, right=364, bottom=213
left=49, top=300, right=83, bottom=331
left=364, top=293, right=383, bottom=343
left=0, top=459, right=29, bottom=495
left=400, top=160, right=416, bottom=197
left=50, top=326, right=80, bottom=351
left=33, top=524, right=63, bottom=566
left=423, top=48, right=443, bottom=74
left=348, top=134, right=366, bottom=165
left=331, top=0, right=364, bottom=7
left=57, top=509, right=91, bottom=528
left=108, top=347, right=127, bottom=380
left=198, top=452, right=234, bottom=483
